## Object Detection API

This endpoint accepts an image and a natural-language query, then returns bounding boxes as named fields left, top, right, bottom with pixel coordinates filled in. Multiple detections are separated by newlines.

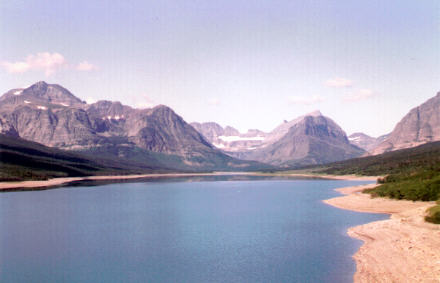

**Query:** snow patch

left=103, top=115, right=125, bottom=120
left=213, top=143, right=225, bottom=149
left=37, top=106, right=47, bottom=110
left=218, top=135, right=265, bottom=142
left=24, top=100, right=31, bottom=104
left=13, top=90, right=23, bottom=95
left=58, top=102, right=69, bottom=107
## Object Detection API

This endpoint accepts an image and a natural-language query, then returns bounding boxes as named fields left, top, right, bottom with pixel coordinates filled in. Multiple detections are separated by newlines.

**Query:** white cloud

left=135, top=95, right=156, bottom=109
left=76, top=61, right=97, bottom=71
left=343, top=89, right=376, bottom=102
left=208, top=98, right=221, bottom=106
left=325, top=77, right=353, bottom=88
left=288, top=95, right=324, bottom=105
left=1, top=52, right=66, bottom=76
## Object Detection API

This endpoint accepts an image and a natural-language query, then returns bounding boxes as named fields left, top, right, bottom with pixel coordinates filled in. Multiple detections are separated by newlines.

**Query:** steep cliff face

left=130, top=105, right=214, bottom=155
left=0, top=82, right=268, bottom=171
left=372, top=92, right=440, bottom=155
left=8, top=105, right=101, bottom=148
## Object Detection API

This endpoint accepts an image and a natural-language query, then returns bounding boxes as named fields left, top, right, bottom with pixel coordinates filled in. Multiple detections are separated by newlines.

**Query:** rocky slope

left=348, top=132, right=389, bottom=153
left=349, top=133, right=376, bottom=151
left=371, top=92, right=440, bottom=155
left=0, top=81, right=268, bottom=171
left=238, top=111, right=365, bottom=167
left=190, top=122, right=266, bottom=152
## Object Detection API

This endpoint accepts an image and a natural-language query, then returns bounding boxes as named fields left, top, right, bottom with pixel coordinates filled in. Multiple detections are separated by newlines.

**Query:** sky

left=1, top=0, right=439, bottom=137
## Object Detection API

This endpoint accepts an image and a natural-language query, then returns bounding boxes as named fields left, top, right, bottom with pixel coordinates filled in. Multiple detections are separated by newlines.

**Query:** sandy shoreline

left=0, top=172, right=377, bottom=191
left=324, top=184, right=440, bottom=282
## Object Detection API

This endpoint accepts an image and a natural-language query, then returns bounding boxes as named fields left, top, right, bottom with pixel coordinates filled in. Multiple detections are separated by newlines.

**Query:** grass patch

left=303, top=141, right=440, bottom=224
left=425, top=202, right=440, bottom=224
left=364, top=170, right=440, bottom=201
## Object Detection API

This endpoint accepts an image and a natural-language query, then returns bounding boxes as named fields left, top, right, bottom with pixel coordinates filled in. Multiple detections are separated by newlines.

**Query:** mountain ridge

left=193, top=112, right=365, bottom=167
left=371, top=92, right=440, bottom=155
left=0, top=81, right=271, bottom=171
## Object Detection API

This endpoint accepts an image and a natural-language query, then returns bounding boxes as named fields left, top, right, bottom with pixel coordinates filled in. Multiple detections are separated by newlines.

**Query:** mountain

left=235, top=111, right=364, bottom=167
left=0, top=81, right=270, bottom=171
left=348, top=132, right=390, bottom=152
left=371, top=92, right=440, bottom=155
left=0, top=134, right=180, bottom=181
left=348, top=132, right=376, bottom=151
left=190, top=122, right=266, bottom=152
left=193, top=111, right=364, bottom=167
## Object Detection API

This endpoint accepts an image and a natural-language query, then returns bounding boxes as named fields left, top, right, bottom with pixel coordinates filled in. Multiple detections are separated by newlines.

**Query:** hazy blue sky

left=1, top=0, right=439, bottom=137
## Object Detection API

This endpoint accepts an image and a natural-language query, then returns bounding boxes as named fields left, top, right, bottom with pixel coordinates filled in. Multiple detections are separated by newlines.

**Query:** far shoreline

left=324, top=184, right=440, bottom=282
left=0, top=172, right=377, bottom=191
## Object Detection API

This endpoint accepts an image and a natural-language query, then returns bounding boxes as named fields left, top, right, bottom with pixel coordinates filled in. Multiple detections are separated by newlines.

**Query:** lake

left=0, top=176, right=387, bottom=282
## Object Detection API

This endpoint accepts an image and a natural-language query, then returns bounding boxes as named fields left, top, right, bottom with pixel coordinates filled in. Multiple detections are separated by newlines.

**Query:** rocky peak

left=294, top=115, right=348, bottom=140
left=224, top=126, right=240, bottom=136
left=305, top=110, right=322, bottom=117
left=150, top=104, right=174, bottom=115
left=235, top=112, right=363, bottom=167
left=21, top=81, right=84, bottom=106
left=29, top=81, right=48, bottom=92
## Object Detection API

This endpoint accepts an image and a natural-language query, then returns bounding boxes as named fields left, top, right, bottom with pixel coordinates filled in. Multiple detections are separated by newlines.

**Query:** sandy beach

left=0, top=172, right=377, bottom=191
left=324, top=184, right=440, bottom=283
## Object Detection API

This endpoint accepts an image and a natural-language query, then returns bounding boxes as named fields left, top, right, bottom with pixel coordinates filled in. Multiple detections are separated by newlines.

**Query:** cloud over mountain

left=325, top=77, right=353, bottom=88
left=1, top=52, right=97, bottom=76
left=1, top=52, right=66, bottom=76
left=76, top=61, right=98, bottom=71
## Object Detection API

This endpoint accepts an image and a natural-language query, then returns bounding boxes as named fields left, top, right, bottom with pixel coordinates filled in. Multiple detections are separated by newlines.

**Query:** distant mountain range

left=190, top=122, right=267, bottom=152
left=1, top=81, right=439, bottom=175
left=348, top=132, right=389, bottom=152
left=194, top=111, right=365, bottom=167
left=0, top=81, right=269, bottom=172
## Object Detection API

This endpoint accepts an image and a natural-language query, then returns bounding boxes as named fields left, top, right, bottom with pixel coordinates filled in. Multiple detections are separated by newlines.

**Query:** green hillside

left=312, top=141, right=440, bottom=176
left=0, top=135, right=175, bottom=181
left=309, top=142, right=440, bottom=223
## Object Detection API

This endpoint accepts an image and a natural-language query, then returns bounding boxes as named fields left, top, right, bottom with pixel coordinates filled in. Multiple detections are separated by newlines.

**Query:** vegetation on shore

left=311, top=141, right=440, bottom=177
left=307, top=141, right=440, bottom=224
left=425, top=202, right=440, bottom=224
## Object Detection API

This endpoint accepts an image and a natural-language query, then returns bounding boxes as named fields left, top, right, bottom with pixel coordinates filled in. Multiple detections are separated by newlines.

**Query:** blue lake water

left=0, top=177, right=388, bottom=282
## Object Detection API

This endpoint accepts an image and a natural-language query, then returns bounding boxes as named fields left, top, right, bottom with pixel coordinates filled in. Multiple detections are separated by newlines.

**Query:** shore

left=0, top=172, right=252, bottom=191
left=324, top=184, right=440, bottom=282
left=0, top=172, right=377, bottom=191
